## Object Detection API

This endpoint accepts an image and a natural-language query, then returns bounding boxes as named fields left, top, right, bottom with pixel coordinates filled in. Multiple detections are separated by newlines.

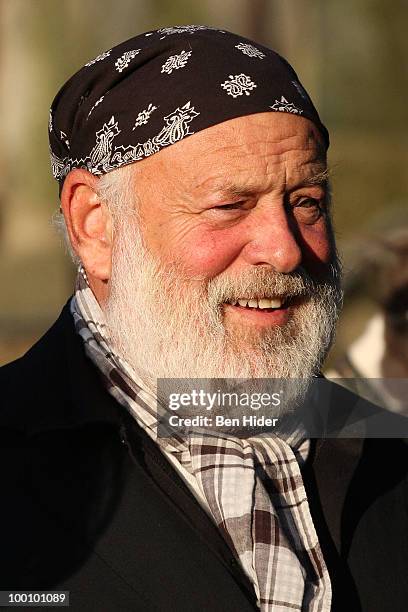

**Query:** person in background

left=326, top=227, right=408, bottom=415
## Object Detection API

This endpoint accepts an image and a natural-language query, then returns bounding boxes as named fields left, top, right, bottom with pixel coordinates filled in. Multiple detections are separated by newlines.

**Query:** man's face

left=136, top=112, right=330, bottom=284
left=104, top=112, right=341, bottom=388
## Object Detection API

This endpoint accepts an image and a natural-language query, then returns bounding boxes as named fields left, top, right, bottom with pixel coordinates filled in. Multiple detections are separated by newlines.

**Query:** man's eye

left=213, top=201, right=246, bottom=211
left=292, top=198, right=323, bottom=223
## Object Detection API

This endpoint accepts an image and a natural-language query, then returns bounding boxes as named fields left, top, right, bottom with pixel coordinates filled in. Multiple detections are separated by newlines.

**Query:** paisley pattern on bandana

left=270, top=96, right=303, bottom=115
left=87, top=96, right=104, bottom=119
left=85, top=49, right=111, bottom=67
left=115, top=49, right=141, bottom=72
left=51, top=102, right=199, bottom=180
left=157, top=25, right=213, bottom=36
left=132, top=103, right=158, bottom=129
left=49, top=26, right=329, bottom=186
left=161, top=50, right=192, bottom=74
left=221, top=73, right=257, bottom=98
left=235, top=42, right=265, bottom=59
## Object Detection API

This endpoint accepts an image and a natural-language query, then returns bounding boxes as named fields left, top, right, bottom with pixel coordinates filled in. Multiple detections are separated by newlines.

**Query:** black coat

left=0, top=302, right=407, bottom=611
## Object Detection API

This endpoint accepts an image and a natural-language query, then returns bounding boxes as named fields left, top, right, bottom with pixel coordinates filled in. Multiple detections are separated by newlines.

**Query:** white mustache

left=206, top=265, right=339, bottom=306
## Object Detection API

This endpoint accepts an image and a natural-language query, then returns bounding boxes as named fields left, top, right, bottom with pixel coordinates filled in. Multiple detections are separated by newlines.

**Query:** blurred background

left=1, top=0, right=407, bottom=372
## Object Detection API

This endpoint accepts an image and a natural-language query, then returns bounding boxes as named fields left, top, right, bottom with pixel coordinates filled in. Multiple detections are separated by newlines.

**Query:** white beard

left=103, top=215, right=342, bottom=414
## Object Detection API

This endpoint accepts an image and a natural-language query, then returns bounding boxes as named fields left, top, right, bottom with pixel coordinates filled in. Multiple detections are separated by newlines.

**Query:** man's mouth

left=222, top=295, right=301, bottom=328
left=225, top=296, right=288, bottom=311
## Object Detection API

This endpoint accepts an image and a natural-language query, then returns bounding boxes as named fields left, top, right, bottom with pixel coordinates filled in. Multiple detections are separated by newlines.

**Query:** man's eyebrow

left=299, top=167, right=331, bottom=187
left=207, top=168, right=331, bottom=198
left=216, top=183, right=258, bottom=198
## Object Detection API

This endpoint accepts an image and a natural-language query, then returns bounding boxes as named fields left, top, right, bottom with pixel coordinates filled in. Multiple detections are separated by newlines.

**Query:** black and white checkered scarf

left=71, top=272, right=331, bottom=611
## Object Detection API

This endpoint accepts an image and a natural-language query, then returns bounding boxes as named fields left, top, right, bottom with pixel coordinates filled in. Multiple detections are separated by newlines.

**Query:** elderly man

left=1, top=26, right=407, bottom=612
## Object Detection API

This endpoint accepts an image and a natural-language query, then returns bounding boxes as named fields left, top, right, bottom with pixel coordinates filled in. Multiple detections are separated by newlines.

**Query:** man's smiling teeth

left=229, top=297, right=284, bottom=309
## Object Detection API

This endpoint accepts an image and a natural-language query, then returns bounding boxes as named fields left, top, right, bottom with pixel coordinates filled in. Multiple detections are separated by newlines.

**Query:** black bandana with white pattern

left=49, top=25, right=329, bottom=190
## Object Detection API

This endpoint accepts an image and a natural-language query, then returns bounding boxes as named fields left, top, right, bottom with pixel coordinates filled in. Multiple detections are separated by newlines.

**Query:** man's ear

left=60, top=169, right=112, bottom=281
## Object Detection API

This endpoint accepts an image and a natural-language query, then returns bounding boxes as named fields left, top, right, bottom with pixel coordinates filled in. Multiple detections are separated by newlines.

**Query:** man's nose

left=241, top=204, right=303, bottom=273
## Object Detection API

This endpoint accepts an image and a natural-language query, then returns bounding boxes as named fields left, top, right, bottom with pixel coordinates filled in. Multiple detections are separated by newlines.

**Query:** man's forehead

left=168, top=112, right=325, bottom=151
left=141, top=112, right=327, bottom=193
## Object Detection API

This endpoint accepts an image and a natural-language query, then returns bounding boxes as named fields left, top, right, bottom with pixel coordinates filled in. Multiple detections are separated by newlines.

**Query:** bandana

left=71, top=270, right=331, bottom=611
left=49, top=25, right=329, bottom=189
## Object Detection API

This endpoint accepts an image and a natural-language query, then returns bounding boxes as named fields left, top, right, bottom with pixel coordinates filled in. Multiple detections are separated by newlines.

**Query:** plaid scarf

left=71, top=272, right=331, bottom=611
